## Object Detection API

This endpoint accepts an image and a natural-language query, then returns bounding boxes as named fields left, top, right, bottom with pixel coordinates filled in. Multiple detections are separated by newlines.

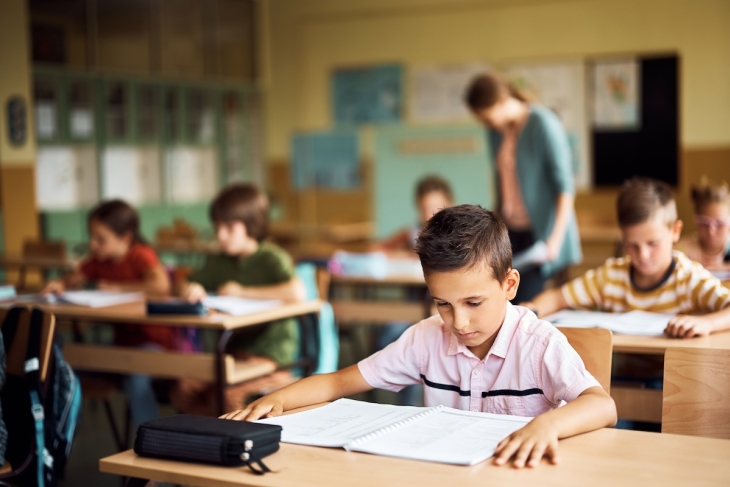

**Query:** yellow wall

left=0, top=0, right=40, bottom=257
left=263, top=0, right=730, bottom=161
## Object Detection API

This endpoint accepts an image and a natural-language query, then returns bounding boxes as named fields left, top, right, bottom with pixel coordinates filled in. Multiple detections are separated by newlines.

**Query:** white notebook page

left=545, top=309, right=672, bottom=336
left=259, top=399, right=424, bottom=447
left=349, top=408, right=530, bottom=465
left=202, top=296, right=282, bottom=316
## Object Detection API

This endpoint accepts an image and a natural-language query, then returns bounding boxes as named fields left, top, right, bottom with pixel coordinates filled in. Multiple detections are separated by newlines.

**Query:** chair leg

left=123, top=403, right=132, bottom=450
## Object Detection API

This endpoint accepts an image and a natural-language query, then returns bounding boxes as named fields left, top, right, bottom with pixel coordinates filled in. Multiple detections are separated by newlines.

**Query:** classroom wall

left=262, top=0, right=730, bottom=230
left=0, top=0, right=40, bottom=259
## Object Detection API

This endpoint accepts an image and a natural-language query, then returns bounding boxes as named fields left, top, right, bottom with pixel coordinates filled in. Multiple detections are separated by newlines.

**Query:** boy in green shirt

left=172, top=183, right=305, bottom=413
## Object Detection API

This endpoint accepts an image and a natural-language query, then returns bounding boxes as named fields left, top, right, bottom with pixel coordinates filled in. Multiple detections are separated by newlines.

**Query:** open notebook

left=202, top=296, right=282, bottom=316
left=544, top=309, right=673, bottom=336
left=258, top=399, right=530, bottom=466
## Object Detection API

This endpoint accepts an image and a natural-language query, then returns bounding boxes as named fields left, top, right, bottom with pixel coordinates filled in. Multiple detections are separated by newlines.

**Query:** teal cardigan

left=488, top=105, right=582, bottom=277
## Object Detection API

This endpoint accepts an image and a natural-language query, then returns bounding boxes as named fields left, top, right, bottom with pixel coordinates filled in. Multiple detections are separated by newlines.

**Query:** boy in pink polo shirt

left=224, top=205, right=617, bottom=468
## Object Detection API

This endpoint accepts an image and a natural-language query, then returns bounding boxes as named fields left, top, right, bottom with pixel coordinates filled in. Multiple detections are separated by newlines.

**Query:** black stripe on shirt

left=420, top=374, right=544, bottom=398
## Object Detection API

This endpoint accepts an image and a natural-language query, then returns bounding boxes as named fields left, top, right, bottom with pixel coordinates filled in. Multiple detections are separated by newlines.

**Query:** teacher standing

left=465, top=72, right=581, bottom=303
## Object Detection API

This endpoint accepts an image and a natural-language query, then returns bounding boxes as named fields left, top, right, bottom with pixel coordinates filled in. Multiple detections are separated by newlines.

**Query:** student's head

left=617, top=178, right=682, bottom=279
left=465, top=72, right=529, bottom=132
left=87, top=199, right=143, bottom=260
left=415, top=175, right=454, bottom=225
left=416, top=205, right=519, bottom=359
left=691, top=178, right=730, bottom=253
left=210, top=183, right=269, bottom=255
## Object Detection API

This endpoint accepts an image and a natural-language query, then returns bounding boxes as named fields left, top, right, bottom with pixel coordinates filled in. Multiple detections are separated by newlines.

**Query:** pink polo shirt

left=358, top=303, right=600, bottom=417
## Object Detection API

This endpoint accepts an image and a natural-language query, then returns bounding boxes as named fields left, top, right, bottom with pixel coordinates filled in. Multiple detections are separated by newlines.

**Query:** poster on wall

left=292, top=130, right=360, bottom=190
left=592, top=59, right=640, bottom=130
left=332, top=64, right=402, bottom=125
left=410, top=64, right=489, bottom=123
left=504, top=61, right=590, bottom=190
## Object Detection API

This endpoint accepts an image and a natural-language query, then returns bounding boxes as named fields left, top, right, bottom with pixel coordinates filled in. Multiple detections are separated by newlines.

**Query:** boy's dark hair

left=415, top=175, right=454, bottom=203
left=617, top=177, right=677, bottom=227
left=88, top=199, right=145, bottom=244
left=416, top=204, right=512, bottom=282
left=464, top=72, right=529, bottom=111
left=210, top=183, right=269, bottom=242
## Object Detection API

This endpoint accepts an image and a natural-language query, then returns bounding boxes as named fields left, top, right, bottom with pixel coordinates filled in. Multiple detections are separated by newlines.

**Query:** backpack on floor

left=0, top=307, right=82, bottom=487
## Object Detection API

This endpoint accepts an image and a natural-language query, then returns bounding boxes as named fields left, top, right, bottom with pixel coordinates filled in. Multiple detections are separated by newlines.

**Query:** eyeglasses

left=695, top=215, right=730, bottom=230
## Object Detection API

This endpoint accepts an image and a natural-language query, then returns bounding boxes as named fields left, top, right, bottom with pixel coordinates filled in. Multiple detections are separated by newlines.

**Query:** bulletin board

left=373, top=125, right=494, bottom=238
left=332, top=64, right=403, bottom=125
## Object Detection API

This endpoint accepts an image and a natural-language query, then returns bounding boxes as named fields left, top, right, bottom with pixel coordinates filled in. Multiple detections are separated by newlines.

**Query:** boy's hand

left=40, top=280, right=65, bottom=296
left=493, top=416, right=560, bottom=468
left=218, top=281, right=246, bottom=297
left=181, top=282, right=207, bottom=303
left=665, top=315, right=712, bottom=338
left=220, top=394, right=285, bottom=421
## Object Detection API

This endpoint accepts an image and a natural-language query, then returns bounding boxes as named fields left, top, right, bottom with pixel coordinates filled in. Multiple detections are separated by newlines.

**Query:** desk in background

left=22, top=299, right=322, bottom=416
left=608, top=330, right=730, bottom=424
left=101, top=426, right=730, bottom=487
left=0, top=253, right=78, bottom=290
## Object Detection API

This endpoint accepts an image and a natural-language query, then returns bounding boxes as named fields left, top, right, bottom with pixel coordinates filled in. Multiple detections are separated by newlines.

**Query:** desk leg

left=297, top=312, right=320, bottom=377
left=215, top=329, right=234, bottom=416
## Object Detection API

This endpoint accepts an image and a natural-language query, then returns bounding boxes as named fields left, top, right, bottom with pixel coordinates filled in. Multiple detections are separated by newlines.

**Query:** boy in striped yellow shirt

left=526, top=177, right=730, bottom=338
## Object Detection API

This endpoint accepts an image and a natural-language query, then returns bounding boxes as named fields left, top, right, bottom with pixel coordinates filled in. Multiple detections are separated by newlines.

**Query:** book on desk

left=544, top=309, right=673, bottom=336
left=17, top=290, right=144, bottom=308
left=257, top=399, right=530, bottom=466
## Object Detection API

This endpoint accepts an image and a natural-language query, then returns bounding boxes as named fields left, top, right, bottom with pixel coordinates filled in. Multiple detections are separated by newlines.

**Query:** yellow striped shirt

left=561, top=251, right=730, bottom=314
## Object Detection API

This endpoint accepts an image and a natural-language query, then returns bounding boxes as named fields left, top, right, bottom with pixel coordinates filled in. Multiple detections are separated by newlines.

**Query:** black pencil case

left=134, top=414, right=282, bottom=474
left=146, top=300, right=208, bottom=316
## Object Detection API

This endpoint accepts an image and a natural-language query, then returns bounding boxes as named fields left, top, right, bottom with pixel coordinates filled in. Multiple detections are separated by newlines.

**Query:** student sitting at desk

left=676, top=178, right=730, bottom=273
left=41, top=199, right=172, bottom=429
left=370, top=175, right=454, bottom=406
left=524, top=177, right=730, bottom=338
left=224, top=205, right=617, bottom=469
left=172, top=183, right=306, bottom=415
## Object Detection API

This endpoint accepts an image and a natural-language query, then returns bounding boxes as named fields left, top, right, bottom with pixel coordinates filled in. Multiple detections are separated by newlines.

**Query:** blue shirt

left=488, top=105, right=582, bottom=276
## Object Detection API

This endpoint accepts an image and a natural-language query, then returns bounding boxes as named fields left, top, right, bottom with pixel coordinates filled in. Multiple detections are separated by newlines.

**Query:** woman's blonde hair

left=690, top=176, right=730, bottom=213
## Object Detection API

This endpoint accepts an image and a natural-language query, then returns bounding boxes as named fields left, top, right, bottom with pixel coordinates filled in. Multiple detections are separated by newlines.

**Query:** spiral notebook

left=258, top=399, right=531, bottom=465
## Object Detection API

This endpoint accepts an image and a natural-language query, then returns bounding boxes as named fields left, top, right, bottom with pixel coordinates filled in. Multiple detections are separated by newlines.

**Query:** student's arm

left=522, top=288, right=570, bottom=318
left=179, top=280, right=208, bottom=303
left=217, top=276, right=306, bottom=303
left=40, top=271, right=86, bottom=295
left=665, top=304, right=730, bottom=338
left=221, top=364, right=373, bottom=421
left=98, top=264, right=171, bottom=298
left=370, top=228, right=412, bottom=253
left=493, top=386, right=616, bottom=468
left=545, top=192, right=574, bottom=260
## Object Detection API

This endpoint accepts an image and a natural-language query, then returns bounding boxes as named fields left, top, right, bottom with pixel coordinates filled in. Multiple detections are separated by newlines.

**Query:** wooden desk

left=100, top=427, right=730, bottom=487
left=330, top=273, right=429, bottom=326
left=21, top=299, right=322, bottom=415
left=609, top=330, right=730, bottom=423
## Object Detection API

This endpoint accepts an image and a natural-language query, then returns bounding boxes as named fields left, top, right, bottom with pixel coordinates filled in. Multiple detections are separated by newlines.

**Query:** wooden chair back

left=22, top=240, right=66, bottom=259
left=559, top=327, right=613, bottom=394
left=0, top=306, right=55, bottom=382
left=662, top=347, right=730, bottom=438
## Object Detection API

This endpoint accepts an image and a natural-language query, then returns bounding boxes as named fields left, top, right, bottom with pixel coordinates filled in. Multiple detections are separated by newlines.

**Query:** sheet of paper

left=350, top=408, right=531, bottom=465
left=258, top=399, right=424, bottom=448
left=59, top=291, right=144, bottom=308
left=545, top=309, right=672, bottom=336
left=202, top=296, right=282, bottom=316
left=609, top=310, right=672, bottom=336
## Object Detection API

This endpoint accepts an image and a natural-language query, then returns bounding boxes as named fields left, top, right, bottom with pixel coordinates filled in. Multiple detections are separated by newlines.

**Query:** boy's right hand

left=181, top=282, right=207, bottom=303
left=40, top=280, right=65, bottom=296
left=220, top=394, right=285, bottom=422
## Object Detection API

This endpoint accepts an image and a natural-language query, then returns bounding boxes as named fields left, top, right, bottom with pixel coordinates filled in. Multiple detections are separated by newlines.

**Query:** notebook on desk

left=202, top=296, right=282, bottom=316
left=257, top=399, right=530, bottom=466
left=17, top=290, right=144, bottom=308
left=544, top=309, right=673, bottom=336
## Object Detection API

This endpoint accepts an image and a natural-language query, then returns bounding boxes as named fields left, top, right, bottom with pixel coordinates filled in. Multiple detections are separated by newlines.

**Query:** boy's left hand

left=665, top=315, right=712, bottom=338
left=493, top=416, right=559, bottom=468
left=218, top=281, right=246, bottom=297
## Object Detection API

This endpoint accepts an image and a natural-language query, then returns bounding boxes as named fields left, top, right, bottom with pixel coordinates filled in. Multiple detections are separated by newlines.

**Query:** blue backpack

left=0, top=307, right=82, bottom=487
